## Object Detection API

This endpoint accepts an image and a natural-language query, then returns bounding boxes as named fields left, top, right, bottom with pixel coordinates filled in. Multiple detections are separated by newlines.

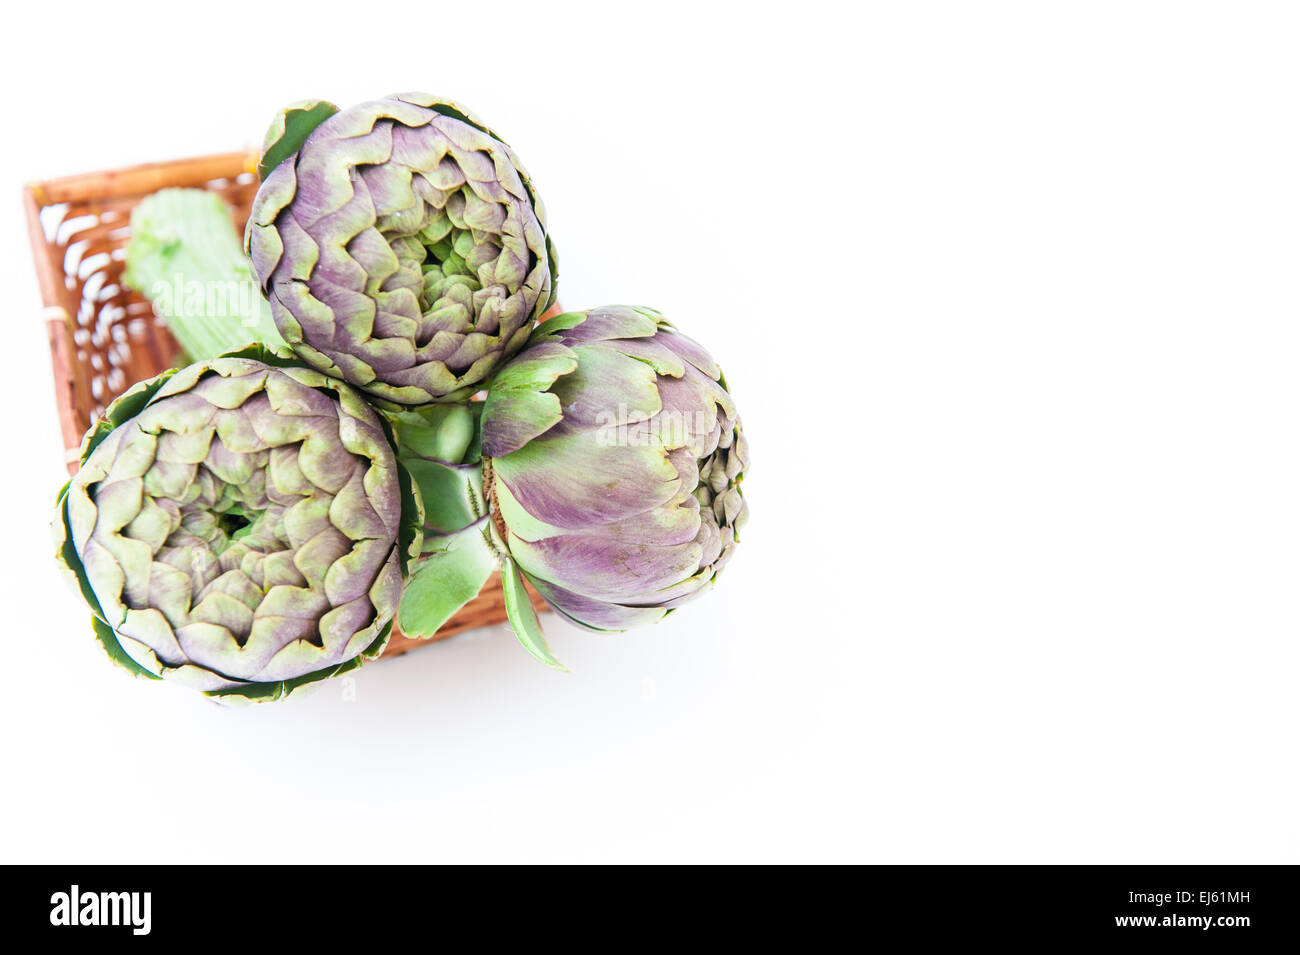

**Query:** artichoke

left=246, top=93, right=557, bottom=406
left=479, top=306, right=748, bottom=632
left=53, top=348, right=422, bottom=702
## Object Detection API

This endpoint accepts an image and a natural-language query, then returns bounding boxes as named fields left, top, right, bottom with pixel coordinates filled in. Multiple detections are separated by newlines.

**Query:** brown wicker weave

left=24, top=151, right=545, bottom=658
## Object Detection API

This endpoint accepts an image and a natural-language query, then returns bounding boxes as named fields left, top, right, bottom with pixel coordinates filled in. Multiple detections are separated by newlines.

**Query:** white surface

left=1, top=1, right=1297, bottom=863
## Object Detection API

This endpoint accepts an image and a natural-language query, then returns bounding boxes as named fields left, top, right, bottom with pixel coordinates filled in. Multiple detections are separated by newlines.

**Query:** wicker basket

left=24, top=151, right=544, bottom=658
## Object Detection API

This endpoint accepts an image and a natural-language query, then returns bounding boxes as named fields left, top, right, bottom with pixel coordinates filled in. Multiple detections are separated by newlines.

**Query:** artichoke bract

left=246, top=93, right=557, bottom=406
left=53, top=349, right=422, bottom=702
left=480, top=306, right=748, bottom=631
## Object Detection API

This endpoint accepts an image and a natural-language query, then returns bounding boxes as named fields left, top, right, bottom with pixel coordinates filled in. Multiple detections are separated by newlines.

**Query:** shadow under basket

left=24, top=150, right=545, bottom=658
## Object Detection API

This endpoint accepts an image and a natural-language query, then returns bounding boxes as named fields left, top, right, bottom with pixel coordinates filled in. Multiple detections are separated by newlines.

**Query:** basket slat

left=26, top=152, right=547, bottom=655
left=31, top=152, right=257, bottom=205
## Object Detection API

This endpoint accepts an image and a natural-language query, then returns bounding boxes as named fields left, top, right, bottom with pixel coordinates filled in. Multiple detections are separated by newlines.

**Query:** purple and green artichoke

left=480, top=306, right=748, bottom=633
left=245, top=94, right=557, bottom=406
left=53, top=348, right=422, bottom=702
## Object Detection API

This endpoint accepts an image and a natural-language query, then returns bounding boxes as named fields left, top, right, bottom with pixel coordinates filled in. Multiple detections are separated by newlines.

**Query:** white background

left=1, top=1, right=1296, bottom=863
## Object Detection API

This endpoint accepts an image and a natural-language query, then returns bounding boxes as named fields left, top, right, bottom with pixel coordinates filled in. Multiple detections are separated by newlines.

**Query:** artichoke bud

left=479, top=306, right=748, bottom=632
left=245, top=93, right=558, bottom=406
left=53, top=351, right=424, bottom=702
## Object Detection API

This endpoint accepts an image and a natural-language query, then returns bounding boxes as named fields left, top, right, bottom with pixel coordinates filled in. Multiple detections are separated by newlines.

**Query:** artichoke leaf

left=403, top=458, right=484, bottom=541
left=388, top=403, right=479, bottom=464
left=90, top=616, right=161, bottom=681
left=502, top=558, right=566, bottom=671
left=258, top=100, right=340, bottom=180
left=396, top=519, right=496, bottom=639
